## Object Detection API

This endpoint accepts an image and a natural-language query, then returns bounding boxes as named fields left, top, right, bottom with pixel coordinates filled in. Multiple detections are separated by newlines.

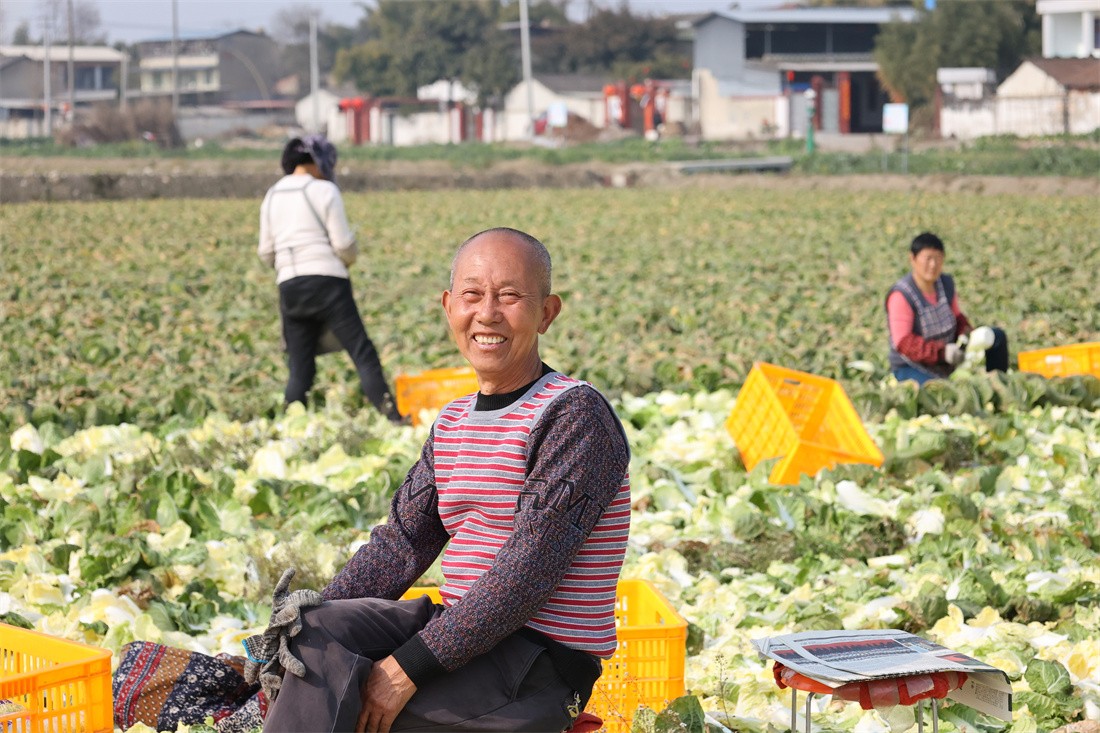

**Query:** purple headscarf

left=281, top=134, right=338, bottom=182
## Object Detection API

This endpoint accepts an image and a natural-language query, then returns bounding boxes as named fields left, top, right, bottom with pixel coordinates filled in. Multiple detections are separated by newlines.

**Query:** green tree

left=534, top=6, right=686, bottom=78
left=12, top=21, right=32, bottom=45
left=462, top=30, right=520, bottom=107
left=333, top=0, right=505, bottom=99
left=333, top=40, right=404, bottom=96
left=875, top=0, right=1040, bottom=110
left=332, top=0, right=689, bottom=105
left=498, top=0, right=570, bottom=26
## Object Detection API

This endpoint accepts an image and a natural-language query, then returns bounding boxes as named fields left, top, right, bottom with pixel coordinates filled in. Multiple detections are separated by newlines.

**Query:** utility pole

left=310, top=10, right=320, bottom=132
left=43, top=11, right=52, bottom=137
left=120, top=53, right=128, bottom=110
left=519, top=0, right=534, bottom=139
left=171, top=0, right=179, bottom=116
left=67, top=0, right=75, bottom=123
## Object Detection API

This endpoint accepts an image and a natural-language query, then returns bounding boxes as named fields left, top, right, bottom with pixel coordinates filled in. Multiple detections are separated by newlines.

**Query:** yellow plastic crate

left=726, top=362, right=884, bottom=485
left=394, top=366, right=480, bottom=426
left=402, top=579, right=686, bottom=733
left=1017, top=342, right=1100, bottom=378
left=0, top=624, right=113, bottom=733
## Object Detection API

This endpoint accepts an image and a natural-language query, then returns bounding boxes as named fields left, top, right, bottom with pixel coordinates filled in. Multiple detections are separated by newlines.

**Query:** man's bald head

left=449, top=227, right=552, bottom=297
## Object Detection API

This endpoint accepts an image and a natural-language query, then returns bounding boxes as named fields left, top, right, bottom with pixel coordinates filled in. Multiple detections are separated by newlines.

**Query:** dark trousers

left=985, top=327, right=1009, bottom=372
left=279, top=275, right=398, bottom=419
left=262, top=597, right=577, bottom=733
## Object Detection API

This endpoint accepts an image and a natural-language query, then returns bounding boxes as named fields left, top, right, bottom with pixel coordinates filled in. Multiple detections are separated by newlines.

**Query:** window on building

left=746, top=24, right=830, bottom=58
left=831, top=24, right=877, bottom=54
left=773, top=25, right=826, bottom=55
left=75, top=66, right=96, bottom=89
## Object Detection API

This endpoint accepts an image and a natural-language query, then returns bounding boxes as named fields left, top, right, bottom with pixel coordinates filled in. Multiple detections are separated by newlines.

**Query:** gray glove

left=242, top=568, right=324, bottom=704
left=944, top=342, right=965, bottom=366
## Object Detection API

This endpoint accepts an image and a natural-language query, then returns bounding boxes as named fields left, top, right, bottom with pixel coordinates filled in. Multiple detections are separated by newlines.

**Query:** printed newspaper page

left=752, top=629, right=1013, bottom=721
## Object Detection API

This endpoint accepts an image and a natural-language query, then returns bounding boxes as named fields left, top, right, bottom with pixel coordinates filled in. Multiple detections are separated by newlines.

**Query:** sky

left=0, top=0, right=770, bottom=45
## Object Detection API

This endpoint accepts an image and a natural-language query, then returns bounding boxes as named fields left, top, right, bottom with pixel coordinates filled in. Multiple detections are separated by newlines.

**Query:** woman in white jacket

left=259, top=135, right=401, bottom=421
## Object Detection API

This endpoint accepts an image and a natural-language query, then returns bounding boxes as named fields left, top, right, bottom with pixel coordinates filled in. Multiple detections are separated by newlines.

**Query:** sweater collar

left=474, top=363, right=555, bottom=411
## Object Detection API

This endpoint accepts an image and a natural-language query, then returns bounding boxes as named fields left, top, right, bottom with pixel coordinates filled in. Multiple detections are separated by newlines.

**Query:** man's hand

left=944, top=342, right=965, bottom=366
left=356, top=655, right=417, bottom=733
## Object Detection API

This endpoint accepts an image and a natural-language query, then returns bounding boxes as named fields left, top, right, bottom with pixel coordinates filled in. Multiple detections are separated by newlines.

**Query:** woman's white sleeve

left=326, top=189, right=358, bottom=265
left=258, top=192, right=276, bottom=267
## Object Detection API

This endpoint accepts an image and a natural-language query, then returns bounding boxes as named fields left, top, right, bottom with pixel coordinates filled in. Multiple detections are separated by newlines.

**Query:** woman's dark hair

left=281, top=139, right=314, bottom=175
left=910, top=232, right=945, bottom=256
left=282, top=149, right=314, bottom=174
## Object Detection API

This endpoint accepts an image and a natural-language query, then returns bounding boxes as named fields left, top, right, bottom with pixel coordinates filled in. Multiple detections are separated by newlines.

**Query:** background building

left=0, top=44, right=125, bottom=137
left=134, top=30, right=283, bottom=106
left=1037, top=0, right=1100, bottom=58
left=692, top=6, right=918, bottom=140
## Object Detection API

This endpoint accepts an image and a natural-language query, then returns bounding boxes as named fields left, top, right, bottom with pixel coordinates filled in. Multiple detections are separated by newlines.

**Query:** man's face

left=442, top=233, right=561, bottom=394
left=910, top=247, right=944, bottom=287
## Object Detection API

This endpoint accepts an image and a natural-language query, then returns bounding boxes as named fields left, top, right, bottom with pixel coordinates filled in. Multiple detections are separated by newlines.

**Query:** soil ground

left=1, top=155, right=1097, bottom=203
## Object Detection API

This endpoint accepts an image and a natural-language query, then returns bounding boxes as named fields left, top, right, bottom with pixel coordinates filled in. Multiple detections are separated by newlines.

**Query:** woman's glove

left=242, top=568, right=324, bottom=704
left=969, top=326, right=995, bottom=351
left=944, top=343, right=965, bottom=366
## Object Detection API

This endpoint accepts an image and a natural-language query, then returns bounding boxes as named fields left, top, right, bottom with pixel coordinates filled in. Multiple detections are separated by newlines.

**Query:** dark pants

left=984, top=327, right=1009, bottom=372
left=892, top=327, right=1010, bottom=385
left=279, top=275, right=398, bottom=419
left=263, top=597, right=577, bottom=733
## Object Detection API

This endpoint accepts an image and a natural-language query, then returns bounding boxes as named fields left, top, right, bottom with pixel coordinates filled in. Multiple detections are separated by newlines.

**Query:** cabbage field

left=1, top=185, right=1098, bottom=733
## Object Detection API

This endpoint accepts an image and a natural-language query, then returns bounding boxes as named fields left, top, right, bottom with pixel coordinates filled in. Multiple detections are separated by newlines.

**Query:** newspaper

left=752, top=629, right=1013, bottom=721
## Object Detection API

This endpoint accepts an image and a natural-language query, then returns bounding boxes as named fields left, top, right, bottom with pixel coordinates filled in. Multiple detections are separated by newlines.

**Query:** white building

left=997, top=57, right=1100, bottom=136
left=937, top=68, right=998, bottom=139
left=938, top=58, right=1100, bottom=138
left=295, top=89, right=341, bottom=135
left=1037, top=0, right=1100, bottom=58
left=499, top=74, right=609, bottom=141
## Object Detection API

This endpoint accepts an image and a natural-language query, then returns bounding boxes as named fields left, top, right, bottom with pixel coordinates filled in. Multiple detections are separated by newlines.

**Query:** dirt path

left=1, top=156, right=1096, bottom=203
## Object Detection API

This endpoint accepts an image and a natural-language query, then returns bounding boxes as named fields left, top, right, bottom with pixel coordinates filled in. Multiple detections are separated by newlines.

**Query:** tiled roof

left=1028, top=57, right=1100, bottom=90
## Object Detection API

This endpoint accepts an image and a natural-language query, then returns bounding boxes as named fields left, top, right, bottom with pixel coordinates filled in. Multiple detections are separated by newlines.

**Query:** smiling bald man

left=262, top=227, right=632, bottom=733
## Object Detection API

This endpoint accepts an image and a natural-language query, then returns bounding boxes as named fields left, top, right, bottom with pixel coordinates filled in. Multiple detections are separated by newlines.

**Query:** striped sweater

left=322, top=371, right=631, bottom=686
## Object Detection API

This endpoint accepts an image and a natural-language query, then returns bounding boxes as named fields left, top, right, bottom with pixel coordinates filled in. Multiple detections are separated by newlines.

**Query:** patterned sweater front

left=322, top=371, right=631, bottom=685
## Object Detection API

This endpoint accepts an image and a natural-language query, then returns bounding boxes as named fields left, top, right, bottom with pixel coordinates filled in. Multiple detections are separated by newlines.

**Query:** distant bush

left=55, top=100, right=183, bottom=149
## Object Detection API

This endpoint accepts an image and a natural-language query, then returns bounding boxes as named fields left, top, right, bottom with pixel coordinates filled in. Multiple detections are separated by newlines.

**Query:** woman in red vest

left=885, top=232, right=1008, bottom=385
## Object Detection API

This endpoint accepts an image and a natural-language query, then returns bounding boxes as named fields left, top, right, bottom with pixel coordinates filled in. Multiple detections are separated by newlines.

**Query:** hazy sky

left=0, top=0, right=765, bottom=45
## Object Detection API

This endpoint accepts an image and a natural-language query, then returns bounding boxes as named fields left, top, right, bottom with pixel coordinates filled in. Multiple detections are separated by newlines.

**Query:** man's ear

left=538, top=294, right=562, bottom=334
left=442, top=290, right=451, bottom=311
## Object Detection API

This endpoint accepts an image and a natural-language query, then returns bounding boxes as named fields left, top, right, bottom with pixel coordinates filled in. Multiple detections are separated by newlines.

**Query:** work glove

left=969, top=326, right=995, bottom=351
left=242, top=568, right=324, bottom=704
left=944, top=342, right=965, bottom=366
